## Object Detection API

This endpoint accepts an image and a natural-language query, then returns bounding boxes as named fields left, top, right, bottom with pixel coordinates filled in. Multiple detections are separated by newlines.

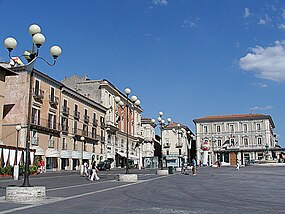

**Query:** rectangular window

left=243, top=124, right=248, bottom=132
left=62, top=138, right=67, bottom=150
left=256, top=124, right=261, bottom=131
left=217, top=139, right=221, bottom=147
left=48, top=113, right=56, bottom=129
left=258, top=153, right=263, bottom=160
left=48, top=135, right=54, bottom=148
left=34, top=79, right=40, bottom=95
left=204, top=126, right=208, bottom=133
left=244, top=138, right=249, bottom=147
left=31, top=108, right=40, bottom=125
left=216, top=125, right=221, bottom=133
left=73, top=120, right=78, bottom=134
left=257, top=137, right=262, bottom=145
left=230, top=124, right=234, bottom=132
left=230, top=138, right=235, bottom=146
left=31, top=130, right=38, bottom=145
left=73, top=140, right=77, bottom=151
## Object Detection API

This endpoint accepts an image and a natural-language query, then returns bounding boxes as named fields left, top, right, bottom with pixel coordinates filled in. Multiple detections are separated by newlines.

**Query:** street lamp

left=14, top=125, right=21, bottom=180
left=80, top=136, right=85, bottom=176
left=152, top=112, right=171, bottom=170
left=4, top=24, right=62, bottom=187
left=114, top=88, right=141, bottom=174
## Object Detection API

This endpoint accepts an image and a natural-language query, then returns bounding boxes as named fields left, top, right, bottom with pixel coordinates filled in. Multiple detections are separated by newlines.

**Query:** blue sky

left=1, top=0, right=285, bottom=146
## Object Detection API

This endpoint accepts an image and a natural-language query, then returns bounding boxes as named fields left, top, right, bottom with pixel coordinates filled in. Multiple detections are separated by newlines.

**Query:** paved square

left=0, top=166, right=284, bottom=214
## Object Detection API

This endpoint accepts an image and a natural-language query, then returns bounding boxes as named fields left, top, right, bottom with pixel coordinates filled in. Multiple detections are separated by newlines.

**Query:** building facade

left=62, top=76, right=144, bottom=168
left=141, top=117, right=159, bottom=168
left=0, top=65, right=17, bottom=145
left=193, top=114, right=277, bottom=166
left=2, top=66, right=107, bottom=171
left=162, top=122, right=194, bottom=168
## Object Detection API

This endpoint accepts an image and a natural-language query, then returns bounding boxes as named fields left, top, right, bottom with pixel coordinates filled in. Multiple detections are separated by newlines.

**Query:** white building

left=141, top=117, right=159, bottom=168
left=162, top=122, right=194, bottom=168
left=193, top=114, right=277, bottom=166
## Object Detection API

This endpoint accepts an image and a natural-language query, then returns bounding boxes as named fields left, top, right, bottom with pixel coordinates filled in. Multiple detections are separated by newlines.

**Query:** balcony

left=163, top=143, right=170, bottom=148
left=31, top=116, right=60, bottom=134
left=61, top=124, right=69, bottom=134
left=100, top=121, right=105, bottom=128
left=175, top=142, right=183, bottom=148
left=93, top=119, right=98, bottom=127
left=84, top=115, right=90, bottom=123
left=73, top=111, right=80, bottom=120
left=48, top=140, right=55, bottom=148
left=33, top=88, right=44, bottom=101
left=49, top=95, right=59, bottom=108
left=62, top=106, right=69, bottom=115
left=74, top=128, right=101, bottom=141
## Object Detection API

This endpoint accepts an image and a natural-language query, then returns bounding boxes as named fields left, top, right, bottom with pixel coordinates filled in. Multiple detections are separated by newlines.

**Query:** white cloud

left=252, top=82, right=268, bottom=88
left=240, top=41, right=285, bottom=81
left=182, top=19, right=197, bottom=28
left=152, top=0, right=168, bottom=6
left=250, top=105, right=273, bottom=111
left=258, top=14, right=271, bottom=25
left=278, top=23, right=285, bottom=30
left=244, top=8, right=251, bottom=18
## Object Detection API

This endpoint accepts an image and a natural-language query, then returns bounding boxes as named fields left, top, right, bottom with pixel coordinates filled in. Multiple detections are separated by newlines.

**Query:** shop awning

left=32, top=146, right=44, bottom=156
left=46, top=148, right=60, bottom=158
left=116, top=151, right=126, bottom=158
left=60, top=150, right=72, bottom=159
left=129, top=154, right=139, bottom=160
left=71, top=151, right=81, bottom=159
left=83, top=151, right=91, bottom=160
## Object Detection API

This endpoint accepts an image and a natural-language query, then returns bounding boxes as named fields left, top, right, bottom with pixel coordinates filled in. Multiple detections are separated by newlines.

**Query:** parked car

left=97, top=161, right=111, bottom=170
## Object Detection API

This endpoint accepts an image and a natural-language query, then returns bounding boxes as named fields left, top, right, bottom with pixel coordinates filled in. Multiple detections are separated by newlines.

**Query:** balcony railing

left=33, top=88, right=44, bottom=100
left=163, top=143, right=170, bottom=148
left=31, top=116, right=57, bottom=131
left=84, top=115, right=89, bottom=123
left=62, top=106, right=69, bottom=115
left=73, top=111, right=80, bottom=120
left=93, top=119, right=98, bottom=127
left=61, top=124, right=69, bottom=133
left=49, top=95, right=59, bottom=107
left=74, top=128, right=100, bottom=140
left=100, top=121, right=105, bottom=128
left=175, top=142, right=183, bottom=148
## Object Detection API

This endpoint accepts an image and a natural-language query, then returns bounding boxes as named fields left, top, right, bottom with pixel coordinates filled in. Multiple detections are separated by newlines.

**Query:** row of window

left=203, top=123, right=262, bottom=133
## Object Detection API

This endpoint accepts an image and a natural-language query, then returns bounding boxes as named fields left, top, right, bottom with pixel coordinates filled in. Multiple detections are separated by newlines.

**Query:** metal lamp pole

left=80, top=136, right=85, bottom=176
left=14, top=125, right=21, bottom=180
left=4, top=24, right=62, bottom=187
left=153, top=112, right=171, bottom=170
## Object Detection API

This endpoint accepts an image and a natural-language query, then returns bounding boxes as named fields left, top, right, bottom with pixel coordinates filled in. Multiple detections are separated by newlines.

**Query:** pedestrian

left=192, top=158, right=197, bottom=176
left=89, top=161, right=100, bottom=181
left=236, top=159, right=240, bottom=170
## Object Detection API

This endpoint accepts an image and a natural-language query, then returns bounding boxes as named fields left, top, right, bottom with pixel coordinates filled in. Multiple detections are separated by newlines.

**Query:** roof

left=0, top=64, right=18, bottom=76
left=193, top=114, right=275, bottom=128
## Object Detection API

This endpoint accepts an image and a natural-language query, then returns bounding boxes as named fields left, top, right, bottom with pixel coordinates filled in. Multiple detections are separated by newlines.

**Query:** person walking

left=89, top=161, right=100, bottom=181
left=192, top=158, right=197, bottom=176
left=236, top=159, right=240, bottom=170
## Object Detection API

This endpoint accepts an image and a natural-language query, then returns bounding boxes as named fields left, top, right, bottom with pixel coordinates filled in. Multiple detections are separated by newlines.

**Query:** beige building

left=141, top=117, right=158, bottom=168
left=162, top=122, right=194, bottom=168
left=2, top=66, right=107, bottom=171
left=193, top=114, right=277, bottom=166
left=0, top=65, right=17, bottom=146
left=62, top=76, right=144, bottom=168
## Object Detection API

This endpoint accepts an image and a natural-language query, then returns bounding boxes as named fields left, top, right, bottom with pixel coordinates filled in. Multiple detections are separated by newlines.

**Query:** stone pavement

left=0, top=166, right=284, bottom=214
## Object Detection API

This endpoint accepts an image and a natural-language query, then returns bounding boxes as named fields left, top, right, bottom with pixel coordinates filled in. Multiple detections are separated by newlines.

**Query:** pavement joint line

left=47, top=179, right=116, bottom=191
left=0, top=175, right=172, bottom=214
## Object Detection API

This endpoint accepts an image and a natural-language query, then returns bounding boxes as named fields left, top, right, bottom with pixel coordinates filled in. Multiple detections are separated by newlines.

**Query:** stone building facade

left=2, top=67, right=107, bottom=171
left=62, top=76, right=144, bottom=168
left=193, top=114, right=276, bottom=166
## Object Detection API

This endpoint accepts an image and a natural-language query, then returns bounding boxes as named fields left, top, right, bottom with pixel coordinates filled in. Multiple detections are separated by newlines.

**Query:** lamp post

left=151, top=112, right=171, bottom=170
left=115, top=88, right=141, bottom=174
left=80, top=136, right=85, bottom=176
left=14, top=125, right=21, bottom=180
left=4, top=24, right=62, bottom=187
